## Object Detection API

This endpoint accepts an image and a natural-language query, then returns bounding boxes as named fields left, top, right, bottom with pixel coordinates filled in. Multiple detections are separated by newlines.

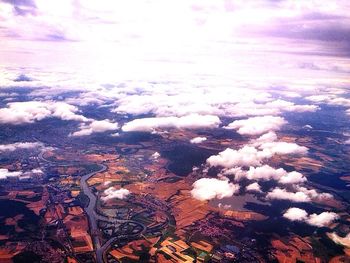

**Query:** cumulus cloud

left=31, top=168, right=43, bottom=174
left=295, top=186, right=333, bottom=201
left=71, top=119, right=119, bottom=136
left=267, top=188, right=311, bottom=202
left=207, top=141, right=308, bottom=170
left=122, top=114, right=220, bottom=132
left=328, top=232, right=350, bottom=248
left=279, top=171, right=307, bottom=184
left=0, top=101, right=88, bottom=124
left=306, top=95, right=350, bottom=107
left=259, top=141, right=308, bottom=156
left=283, top=207, right=308, bottom=221
left=151, top=152, right=160, bottom=159
left=101, top=187, right=130, bottom=201
left=0, top=142, right=44, bottom=152
left=245, top=165, right=307, bottom=184
left=225, top=116, right=287, bottom=136
left=226, top=100, right=318, bottom=118
left=284, top=208, right=338, bottom=227
left=0, top=168, right=22, bottom=180
left=252, top=131, right=278, bottom=145
left=306, top=212, right=339, bottom=227
left=246, top=182, right=262, bottom=193
left=227, top=164, right=307, bottom=185
left=250, top=131, right=309, bottom=157
left=246, top=165, right=285, bottom=181
left=267, top=186, right=332, bottom=203
left=207, top=146, right=265, bottom=168
left=191, top=178, right=240, bottom=201
left=190, top=137, right=207, bottom=144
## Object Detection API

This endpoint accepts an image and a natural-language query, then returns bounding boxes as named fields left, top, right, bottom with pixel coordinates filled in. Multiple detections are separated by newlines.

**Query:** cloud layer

left=0, top=141, right=44, bottom=152
left=122, top=114, right=220, bottom=132
left=0, top=101, right=88, bottom=124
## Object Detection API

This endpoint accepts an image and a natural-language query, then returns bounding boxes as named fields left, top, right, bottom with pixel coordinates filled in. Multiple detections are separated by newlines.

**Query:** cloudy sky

left=1, top=0, right=350, bottom=91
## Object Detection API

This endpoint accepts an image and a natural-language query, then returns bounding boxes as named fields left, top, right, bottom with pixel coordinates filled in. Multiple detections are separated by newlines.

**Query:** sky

left=0, top=0, right=350, bottom=91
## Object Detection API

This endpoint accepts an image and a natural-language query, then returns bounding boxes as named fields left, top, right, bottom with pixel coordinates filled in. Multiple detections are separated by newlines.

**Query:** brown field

left=283, top=157, right=323, bottom=173
left=125, top=179, right=191, bottom=201
left=190, top=240, right=213, bottom=253
left=108, top=237, right=159, bottom=261
left=329, top=255, right=350, bottom=263
left=87, top=162, right=133, bottom=187
left=0, top=242, right=26, bottom=263
left=5, top=214, right=24, bottom=233
left=271, top=236, right=321, bottom=263
left=0, top=235, right=9, bottom=241
left=219, top=209, right=267, bottom=221
left=66, top=257, right=79, bottom=263
left=63, top=206, right=93, bottom=253
left=169, top=190, right=210, bottom=231
left=0, top=188, right=49, bottom=216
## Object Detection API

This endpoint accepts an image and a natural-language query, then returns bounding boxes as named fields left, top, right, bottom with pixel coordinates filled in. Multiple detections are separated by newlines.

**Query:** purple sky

left=0, top=0, right=349, bottom=93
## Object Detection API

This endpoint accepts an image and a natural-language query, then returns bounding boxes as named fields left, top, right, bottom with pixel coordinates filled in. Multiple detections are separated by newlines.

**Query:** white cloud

left=306, top=95, right=350, bottom=116
left=246, top=165, right=285, bottom=181
left=190, top=137, right=207, bottom=144
left=279, top=171, right=307, bottom=184
left=252, top=131, right=308, bottom=157
left=0, top=142, right=44, bottom=152
left=225, top=116, right=287, bottom=136
left=267, top=188, right=311, bottom=202
left=0, top=101, right=88, bottom=124
left=31, top=168, right=43, bottom=174
left=303, top=125, right=313, bottom=129
left=103, top=180, right=111, bottom=186
left=191, top=178, right=240, bottom=201
left=295, top=186, right=333, bottom=201
left=252, top=131, right=278, bottom=145
left=0, top=168, right=22, bottom=180
left=246, top=165, right=306, bottom=184
left=122, top=114, right=220, bottom=132
left=152, top=152, right=160, bottom=159
left=328, top=232, right=350, bottom=248
left=267, top=186, right=332, bottom=203
left=283, top=207, right=308, bottom=221
left=207, top=146, right=265, bottom=168
left=228, top=164, right=306, bottom=184
left=101, top=187, right=130, bottom=201
left=284, top=208, right=338, bottom=227
left=306, top=212, right=339, bottom=227
left=246, top=182, right=262, bottom=192
left=259, top=141, right=308, bottom=156
left=226, top=100, right=318, bottom=118
left=306, top=95, right=331, bottom=103
left=71, top=119, right=119, bottom=136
